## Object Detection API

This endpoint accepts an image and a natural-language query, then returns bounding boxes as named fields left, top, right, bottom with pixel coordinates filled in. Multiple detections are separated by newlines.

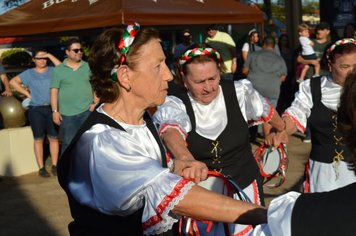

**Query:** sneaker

left=51, top=165, right=57, bottom=176
left=303, top=138, right=311, bottom=143
left=39, top=167, right=50, bottom=177
left=296, top=79, right=303, bottom=83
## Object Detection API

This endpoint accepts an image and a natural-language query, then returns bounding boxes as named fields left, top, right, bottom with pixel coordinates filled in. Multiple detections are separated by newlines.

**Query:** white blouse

left=267, top=192, right=301, bottom=236
left=68, top=105, right=194, bottom=235
left=283, top=75, right=342, bottom=132
left=154, top=79, right=273, bottom=140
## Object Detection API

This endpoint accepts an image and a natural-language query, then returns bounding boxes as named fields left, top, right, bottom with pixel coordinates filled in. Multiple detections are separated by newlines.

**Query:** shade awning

left=0, top=0, right=263, bottom=37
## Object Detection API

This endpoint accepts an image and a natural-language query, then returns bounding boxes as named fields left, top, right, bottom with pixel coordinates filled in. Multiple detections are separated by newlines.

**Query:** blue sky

left=0, top=0, right=30, bottom=15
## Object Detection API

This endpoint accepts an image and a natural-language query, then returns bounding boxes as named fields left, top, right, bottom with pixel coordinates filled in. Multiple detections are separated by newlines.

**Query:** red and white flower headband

left=326, top=38, right=356, bottom=60
left=111, top=22, right=140, bottom=82
left=179, top=47, right=222, bottom=67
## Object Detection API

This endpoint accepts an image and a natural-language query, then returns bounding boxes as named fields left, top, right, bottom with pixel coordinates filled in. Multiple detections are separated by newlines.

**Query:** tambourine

left=179, top=171, right=251, bottom=236
left=254, top=143, right=288, bottom=188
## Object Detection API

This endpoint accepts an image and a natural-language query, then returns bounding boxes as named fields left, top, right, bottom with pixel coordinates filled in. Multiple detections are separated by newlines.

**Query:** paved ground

left=0, top=134, right=310, bottom=236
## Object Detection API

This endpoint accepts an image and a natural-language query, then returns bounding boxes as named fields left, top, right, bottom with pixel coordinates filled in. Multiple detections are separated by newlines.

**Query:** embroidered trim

left=282, top=112, right=306, bottom=133
left=248, top=102, right=274, bottom=126
left=142, top=178, right=194, bottom=235
left=252, top=180, right=260, bottom=204
left=159, top=123, right=187, bottom=140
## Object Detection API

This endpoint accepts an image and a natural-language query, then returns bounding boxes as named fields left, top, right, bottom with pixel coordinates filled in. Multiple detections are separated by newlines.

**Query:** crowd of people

left=0, top=20, right=355, bottom=235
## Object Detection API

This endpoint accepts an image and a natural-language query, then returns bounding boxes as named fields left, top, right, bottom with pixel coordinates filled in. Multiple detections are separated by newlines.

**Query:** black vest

left=172, top=80, right=259, bottom=189
left=291, top=182, right=356, bottom=236
left=308, top=77, right=350, bottom=163
left=57, top=110, right=167, bottom=236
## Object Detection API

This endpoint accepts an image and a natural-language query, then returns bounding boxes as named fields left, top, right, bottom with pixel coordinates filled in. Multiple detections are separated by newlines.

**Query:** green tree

left=302, top=1, right=319, bottom=15
left=3, top=0, right=27, bottom=8
left=0, top=48, right=31, bottom=66
left=263, top=0, right=272, bottom=21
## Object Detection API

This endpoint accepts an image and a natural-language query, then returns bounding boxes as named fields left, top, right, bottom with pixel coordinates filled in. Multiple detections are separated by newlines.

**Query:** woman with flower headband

left=153, top=44, right=287, bottom=235
left=278, top=38, right=356, bottom=193
left=57, top=24, right=268, bottom=236
left=266, top=70, right=356, bottom=236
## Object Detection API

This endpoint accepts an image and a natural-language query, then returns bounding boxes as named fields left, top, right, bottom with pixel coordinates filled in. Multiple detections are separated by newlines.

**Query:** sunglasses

left=71, top=48, right=83, bottom=53
left=34, top=57, right=48, bottom=60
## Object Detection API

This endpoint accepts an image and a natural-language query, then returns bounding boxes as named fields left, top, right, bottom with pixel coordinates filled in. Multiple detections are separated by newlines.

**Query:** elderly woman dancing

left=57, top=24, right=268, bottom=236
left=153, top=45, right=287, bottom=235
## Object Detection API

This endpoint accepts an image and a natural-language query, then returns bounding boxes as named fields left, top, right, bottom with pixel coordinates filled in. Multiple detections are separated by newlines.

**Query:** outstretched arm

left=173, top=184, right=267, bottom=225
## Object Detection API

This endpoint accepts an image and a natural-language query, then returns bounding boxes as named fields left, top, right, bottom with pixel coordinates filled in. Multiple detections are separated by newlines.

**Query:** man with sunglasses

left=51, top=38, right=97, bottom=155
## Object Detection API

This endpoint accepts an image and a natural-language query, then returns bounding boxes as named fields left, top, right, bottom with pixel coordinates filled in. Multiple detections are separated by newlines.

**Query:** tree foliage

left=262, top=0, right=272, bottom=21
left=257, top=0, right=319, bottom=26
left=3, top=0, right=27, bottom=8
left=302, top=1, right=319, bottom=15
left=0, top=49, right=31, bottom=66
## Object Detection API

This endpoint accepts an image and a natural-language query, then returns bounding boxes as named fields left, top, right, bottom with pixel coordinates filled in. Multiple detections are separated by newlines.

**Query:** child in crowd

left=297, top=23, right=320, bottom=83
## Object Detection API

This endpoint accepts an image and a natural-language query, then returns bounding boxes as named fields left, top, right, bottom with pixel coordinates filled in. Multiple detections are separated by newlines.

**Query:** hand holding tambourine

left=254, top=144, right=288, bottom=188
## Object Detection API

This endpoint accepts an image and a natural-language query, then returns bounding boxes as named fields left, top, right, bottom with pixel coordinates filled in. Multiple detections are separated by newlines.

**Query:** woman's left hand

left=173, top=159, right=209, bottom=184
left=264, top=130, right=289, bottom=148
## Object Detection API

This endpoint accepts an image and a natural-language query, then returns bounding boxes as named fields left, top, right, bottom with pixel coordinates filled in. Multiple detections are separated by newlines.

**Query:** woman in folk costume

left=153, top=46, right=287, bottom=235
left=57, top=24, right=268, bottom=236
left=281, top=38, right=356, bottom=193
left=267, top=69, right=356, bottom=236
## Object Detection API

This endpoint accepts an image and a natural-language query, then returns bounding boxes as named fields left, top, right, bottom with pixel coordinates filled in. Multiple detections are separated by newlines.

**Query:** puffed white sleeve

left=234, top=79, right=273, bottom=126
left=242, top=42, right=249, bottom=52
left=282, top=80, right=313, bottom=133
left=69, top=127, right=195, bottom=235
left=267, top=191, right=301, bottom=236
left=153, top=95, right=192, bottom=139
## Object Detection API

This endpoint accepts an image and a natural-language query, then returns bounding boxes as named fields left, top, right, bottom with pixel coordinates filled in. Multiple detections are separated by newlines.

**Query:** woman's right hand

left=52, top=111, right=62, bottom=125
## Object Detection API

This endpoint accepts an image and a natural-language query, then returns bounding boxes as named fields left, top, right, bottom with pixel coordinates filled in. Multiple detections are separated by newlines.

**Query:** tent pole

left=285, top=0, right=302, bottom=50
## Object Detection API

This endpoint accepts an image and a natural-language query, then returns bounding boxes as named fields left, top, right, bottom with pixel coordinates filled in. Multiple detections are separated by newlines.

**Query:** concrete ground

left=0, top=134, right=310, bottom=236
